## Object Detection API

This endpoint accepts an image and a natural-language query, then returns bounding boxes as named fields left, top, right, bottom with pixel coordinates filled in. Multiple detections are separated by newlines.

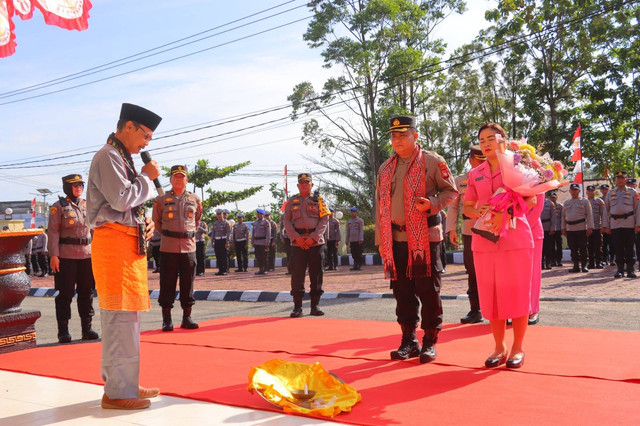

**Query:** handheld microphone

left=140, top=151, right=165, bottom=195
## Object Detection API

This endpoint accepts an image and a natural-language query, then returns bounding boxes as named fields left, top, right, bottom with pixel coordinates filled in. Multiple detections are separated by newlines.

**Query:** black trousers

left=553, top=232, right=564, bottom=264
left=602, top=233, right=614, bottom=261
left=326, top=240, right=338, bottom=269
left=542, top=231, right=555, bottom=266
left=255, top=245, right=267, bottom=272
left=152, top=245, right=161, bottom=270
left=36, top=252, right=48, bottom=274
left=268, top=242, right=276, bottom=270
left=235, top=240, right=248, bottom=270
left=289, top=245, right=324, bottom=298
left=283, top=238, right=291, bottom=272
left=213, top=239, right=228, bottom=272
left=31, top=254, right=40, bottom=274
left=391, top=241, right=443, bottom=333
left=462, top=234, right=480, bottom=312
left=196, top=241, right=206, bottom=274
left=350, top=242, right=363, bottom=268
left=54, top=257, right=95, bottom=322
left=611, top=228, right=636, bottom=272
left=587, top=229, right=603, bottom=266
left=25, top=253, right=31, bottom=275
left=566, top=230, right=588, bottom=267
left=159, top=251, right=196, bottom=309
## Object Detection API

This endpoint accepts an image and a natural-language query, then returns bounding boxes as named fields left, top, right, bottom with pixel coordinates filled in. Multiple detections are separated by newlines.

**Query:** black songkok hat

left=120, top=103, right=162, bottom=131
left=388, top=116, right=417, bottom=133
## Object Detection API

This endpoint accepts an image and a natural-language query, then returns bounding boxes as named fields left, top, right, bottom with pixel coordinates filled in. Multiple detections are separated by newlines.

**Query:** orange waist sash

left=92, top=223, right=150, bottom=311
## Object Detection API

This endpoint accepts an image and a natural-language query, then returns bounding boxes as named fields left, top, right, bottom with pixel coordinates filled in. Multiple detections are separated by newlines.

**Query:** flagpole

left=580, top=124, right=585, bottom=196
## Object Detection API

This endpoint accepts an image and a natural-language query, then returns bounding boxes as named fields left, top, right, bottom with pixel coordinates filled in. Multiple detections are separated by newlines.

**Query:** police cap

left=600, top=184, right=610, bottom=189
left=170, top=165, right=188, bottom=176
left=388, top=116, right=417, bottom=133
left=256, top=208, right=265, bottom=215
left=62, top=174, right=84, bottom=184
left=549, top=192, right=557, bottom=197
left=586, top=185, right=595, bottom=190
left=298, top=173, right=312, bottom=182
left=469, top=145, right=486, bottom=161
left=119, top=103, right=162, bottom=131
left=627, top=178, right=637, bottom=184
left=615, top=171, right=627, bottom=178
left=570, top=183, right=580, bottom=190
left=236, top=212, right=244, bottom=218
left=264, top=211, right=271, bottom=216
left=215, top=209, right=223, bottom=215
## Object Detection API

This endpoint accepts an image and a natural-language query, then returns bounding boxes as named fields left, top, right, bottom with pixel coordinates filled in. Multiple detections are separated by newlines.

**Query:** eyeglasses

left=133, top=122, right=152, bottom=141
left=71, top=183, right=84, bottom=188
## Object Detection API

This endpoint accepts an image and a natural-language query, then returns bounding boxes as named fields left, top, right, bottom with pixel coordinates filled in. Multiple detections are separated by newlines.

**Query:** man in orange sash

left=87, top=103, right=162, bottom=410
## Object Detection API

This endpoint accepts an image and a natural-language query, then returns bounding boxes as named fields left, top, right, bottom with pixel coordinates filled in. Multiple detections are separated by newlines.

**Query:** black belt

left=565, top=218, right=586, bottom=225
left=162, top=230, right=195, bottom=238
left=611, top=211, right=634, bottom=220
left=541, top=218, right=551, bottom=223
left=59, top=237, right=91, bottom=245
left=392, top=215, right=441, bottom=232
left=294, top=228, right=316, bottom=235
left=254, top=237, right=266, bottom=240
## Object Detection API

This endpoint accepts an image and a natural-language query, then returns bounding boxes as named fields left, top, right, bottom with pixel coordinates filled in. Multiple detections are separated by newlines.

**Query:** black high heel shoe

left=506, top=352, right=525, bottom=369
left=484, top=353, right=507, bottom=368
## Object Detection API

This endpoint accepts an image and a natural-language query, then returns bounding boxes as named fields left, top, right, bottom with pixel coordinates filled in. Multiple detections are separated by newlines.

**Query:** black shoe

left=255, top=270, right=266, bottom=275
left=484, top=352, right=507, bottom=368
left=58, top=332, right=72, bottom=343
left=440, top=268, right=446, bottom=274
left=628, top=271, right=637, bottom=278
left=569, top=266, right=580, bottom=273
left=528, top=313, right=539, bottom=325
left=588, top=263, right=596, bottom=269
left=310, top=306, right=325, bottom=316
left=506, top=319, right=512, bottom=326
left=235, top=268, right=243, bottom=272
left=152, top=269, right=160, bottom=273
left=196, top=272, right=204, bottom=276
left=610, top=261, right=616, bottom=266
left=595, top=263, right=603, bottom=269
left=581, top=267, right=589, bottom=273
left=419, top=344, right=437, bottom=363
left=350, top=267, right=358, bottom=271
left=506, top=352, right=525, bottom=369
left=460, top=311, right=484, bottom=324
left=215, top=271, right=226, bottom=276
left=268, top=268, right=275, bottom=272
left=290, top=307, right=303, bottom=318
left=81, top=318, right=99, bottom=340
left=614, top=271, right=624, bottom=278
left=390, top=340, right=421, bottom=360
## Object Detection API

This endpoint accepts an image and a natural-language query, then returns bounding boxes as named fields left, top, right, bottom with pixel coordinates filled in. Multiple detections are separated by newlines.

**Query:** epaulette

left=58, top=196, right=69, bottom=207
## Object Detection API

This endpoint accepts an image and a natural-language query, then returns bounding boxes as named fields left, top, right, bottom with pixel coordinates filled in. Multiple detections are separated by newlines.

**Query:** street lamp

left=4, top=208, right=12, bottom=220
left=36, top=188, right=54, bottom=218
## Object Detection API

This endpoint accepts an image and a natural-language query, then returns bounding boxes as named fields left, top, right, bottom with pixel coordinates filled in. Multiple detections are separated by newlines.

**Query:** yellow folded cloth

left=248, top=358, right=361, bottom=418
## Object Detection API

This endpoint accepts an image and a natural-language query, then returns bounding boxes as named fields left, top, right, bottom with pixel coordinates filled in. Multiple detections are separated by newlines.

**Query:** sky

left=0, top=0, right=495, bottom=213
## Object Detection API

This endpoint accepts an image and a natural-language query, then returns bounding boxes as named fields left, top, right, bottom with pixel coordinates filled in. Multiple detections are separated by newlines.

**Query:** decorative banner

left=0, top=0, right=92, bottom=58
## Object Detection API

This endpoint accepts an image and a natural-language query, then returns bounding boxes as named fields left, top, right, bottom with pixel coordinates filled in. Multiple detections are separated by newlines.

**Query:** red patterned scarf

left=378, top=145, right=430, bottom=280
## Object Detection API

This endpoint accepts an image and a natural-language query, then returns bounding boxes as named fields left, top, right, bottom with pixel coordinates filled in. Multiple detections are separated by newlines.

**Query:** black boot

left=57, top=320, right=72, bottom=343
left=569, top=263, right=580, bottom=273
left=420, top=329, right=439, bottom=364
left=162, top=307, right=174, bottom=332
left=460, top=310, right=484, bottom=324
left=310, top=296, right=324, bottom=316
left=81, top=317, right=99, bottom=340
left=290, top=296, right=303, bottom=318
left=390, top=324, right=421, bottom=360
left=181, top=307, right=199, bottom=329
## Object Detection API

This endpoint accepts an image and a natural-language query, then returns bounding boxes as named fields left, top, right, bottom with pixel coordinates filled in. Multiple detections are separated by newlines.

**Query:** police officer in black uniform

left=283, top=173, right=330, bottom=317
left=47, top=174, right=98, bottom=343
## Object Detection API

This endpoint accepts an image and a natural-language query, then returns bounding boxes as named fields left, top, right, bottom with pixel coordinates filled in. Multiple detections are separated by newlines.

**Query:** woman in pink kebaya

left=463, top=123, right=535, bottom=369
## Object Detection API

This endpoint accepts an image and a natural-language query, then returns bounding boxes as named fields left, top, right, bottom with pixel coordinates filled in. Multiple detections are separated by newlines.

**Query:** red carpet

left=1, top=317, right=639, bottom=425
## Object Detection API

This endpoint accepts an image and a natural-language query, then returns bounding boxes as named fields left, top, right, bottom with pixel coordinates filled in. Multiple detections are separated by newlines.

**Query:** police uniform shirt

left=283, top=194, right=330, bottom=246
left=251, top=218, right=271, bottom=246
left=195, top=222, right=208, bottom=242
left=346, top=217, right=364, bottom=243
left=375, top=150, right=458, bottom=244
left=602, top=187, right=640, bottom=229
left=269, top=219, right=277, bottom=244
left=86, top=143, right=155, bottom=228
left=552, top=202, right=563, bottom=231
left=47, top=197, right=92, bottom=259
left=150, top=230, right=161, bottom=247
left=588, top=197, right=605, bottom=229
left=325, top=216, right=341, bottom=241
left=33, top=232, right=48, bottom=253
left=232, top=222, right=250, bottom=242
left=152, top=190, right=202, bottom=253
left=212, top=219, right=231, bottom=241
left=562, top=197, right=594, bottom=232
left=539, top=199, right=556, bottom=232
left=446, top=172, right=474, bottom=236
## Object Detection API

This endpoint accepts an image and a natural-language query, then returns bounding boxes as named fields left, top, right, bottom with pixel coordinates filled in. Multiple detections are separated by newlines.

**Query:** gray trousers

left=101, top=309, right=141, bottom=399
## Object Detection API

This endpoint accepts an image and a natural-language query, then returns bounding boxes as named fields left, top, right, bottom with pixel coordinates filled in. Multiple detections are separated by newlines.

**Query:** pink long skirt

left=529, top=239, right=543, bottom=315
left=474, top=248, right=533, bottom=320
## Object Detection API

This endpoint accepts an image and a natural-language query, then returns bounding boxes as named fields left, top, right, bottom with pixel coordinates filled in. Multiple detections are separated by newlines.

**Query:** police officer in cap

left=602, top=171, right=640, bottom=278
left=540, top=192, right=557, bottom=270
left=549, top=192, right=564, bottom=265
left=627, top=179, right=640, bottom=268
left=152, top=165, right=203, bottom=331
left=265, top=211, right=277, bottom=271
left=47, top=173, right=98, bottom=343
left=446, top=144, right=486, bottom=323
left=324, top=207, right=341, bottom=271
left=562, top=183, right=593, bottom=272
left=586, top=185, right=605, bottom=269
left=599, top=184, right=614, bottom=265
left=211, top=209, right=231, bottom=275
left=252, top=209, right=271, bottom=274
left=283, top=173, right=330, bottom=317
left=232, top=213, right=250, bottom=272
left=376, top=115, right=458, bottom=363
left=346, top=206, right=365, bottom=270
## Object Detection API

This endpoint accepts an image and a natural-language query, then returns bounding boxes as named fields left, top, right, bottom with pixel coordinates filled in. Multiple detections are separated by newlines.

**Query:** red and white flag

left=30, top=197, right=36, bottom=228
left=570, top=125, right=581, bottom=162
left=572, top=161, right=583, bottom=184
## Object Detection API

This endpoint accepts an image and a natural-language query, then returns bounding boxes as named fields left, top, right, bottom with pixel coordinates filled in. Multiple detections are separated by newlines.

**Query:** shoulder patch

left=50, top=206, right=57, bottom=215
left=438, top=162, right=450, bottom=179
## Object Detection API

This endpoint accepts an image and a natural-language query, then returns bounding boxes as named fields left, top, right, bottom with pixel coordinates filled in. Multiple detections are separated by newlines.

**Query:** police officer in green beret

left=282, top=173, right=330, bottom=317
left=152, top=165, right=203, bottom=331
left=47, top=173, right=98, bottom=343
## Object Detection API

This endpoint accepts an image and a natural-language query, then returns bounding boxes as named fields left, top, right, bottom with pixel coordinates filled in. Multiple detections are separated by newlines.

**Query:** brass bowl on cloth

left=291, top=389, right=316, bottom=401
